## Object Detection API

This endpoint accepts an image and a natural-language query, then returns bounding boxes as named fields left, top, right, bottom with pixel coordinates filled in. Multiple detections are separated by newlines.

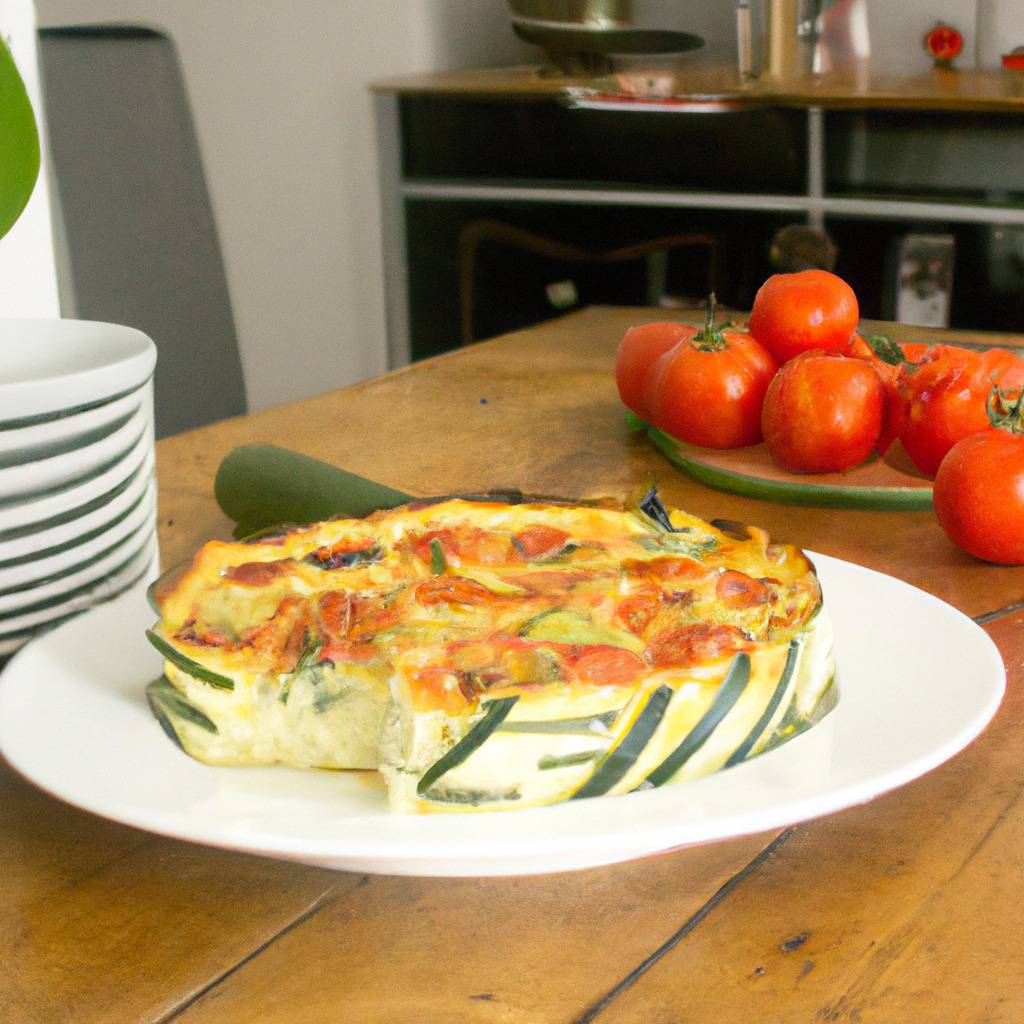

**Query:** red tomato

left=715, top=570, right=772, bottom=609
left=899, top=347, right=1024, bottom=478
left=761, top=352, right=885, bottom=473
left=646, top=623, right=748, bottom=668
left=842, top=335, right=933, bottom=455
left=515, top=525, right=570, bottom=560
left=615, top=321, right=696, bottom=419
left=572, top=646, right=646, bottom=685
left=645, top=306, right=777, bottom=449
left=748, top=270, right=859, bottom=364
left=934, top=427, right=1024, bottom=564
left=414, top=576, right=498, bottom=606
left=412, top=527, right=520, bottom=566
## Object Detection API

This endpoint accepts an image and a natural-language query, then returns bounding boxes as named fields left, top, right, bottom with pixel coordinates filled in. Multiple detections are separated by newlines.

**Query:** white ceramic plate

left=0, top=402, right=149, bottom=502
left=0, top=383, right=147, bottom=459
left=0, top=453, right=154, bottom=564
left=0, top=319, right=156, bottom=424
left=0, top=534, right=157, bottom=652
left=0, top=425, right=152, bottom=534
left=0, top=555, right=1004, bottom=877
left=0, top=480, right=156, bottom=592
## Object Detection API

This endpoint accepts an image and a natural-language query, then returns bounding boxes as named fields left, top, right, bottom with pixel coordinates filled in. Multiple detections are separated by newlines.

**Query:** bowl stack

left=0, top=320, right=158, bottom=663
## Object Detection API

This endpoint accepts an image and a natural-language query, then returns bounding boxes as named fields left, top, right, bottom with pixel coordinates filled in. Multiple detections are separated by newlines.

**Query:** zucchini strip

left=145, top=630, right=235, bottom=691
left=145, top=681, right=185, bottom=751
left=572, top=685, right=673, bottom=800
left=147, top=676, right=218, bottom=733
left=498, top=710, right=620, bottom=735
left=724, top=641, right=799, bottom=768
left=538, top=749, right=603, bottom=771
left=417, top=696, right=518, bottom=797
left=429, top=538, right=447, bottom=575
left=642, top=653, right=751, bottom=789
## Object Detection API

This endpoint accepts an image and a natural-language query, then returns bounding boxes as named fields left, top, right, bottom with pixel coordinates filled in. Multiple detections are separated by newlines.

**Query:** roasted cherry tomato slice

left=572, top=646, right=646, bottom=685
left=515, top=525, right=571, bottom=560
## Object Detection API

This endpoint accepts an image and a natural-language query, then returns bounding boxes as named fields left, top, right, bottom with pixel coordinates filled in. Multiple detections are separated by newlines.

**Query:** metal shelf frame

left=376, top=100, right=1024, bottom=368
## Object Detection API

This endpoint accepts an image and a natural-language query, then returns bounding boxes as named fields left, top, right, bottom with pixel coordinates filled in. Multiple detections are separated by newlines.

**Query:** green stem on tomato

left=987, top=384, right=1024, bottom=435
left=866, top=334, right=907, bottom=367
left=690, top=293, right=728, bottom=353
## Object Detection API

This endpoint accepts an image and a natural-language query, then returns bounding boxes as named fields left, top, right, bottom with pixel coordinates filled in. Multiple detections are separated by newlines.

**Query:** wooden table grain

left=3, top=307, right=1023, bottom=1024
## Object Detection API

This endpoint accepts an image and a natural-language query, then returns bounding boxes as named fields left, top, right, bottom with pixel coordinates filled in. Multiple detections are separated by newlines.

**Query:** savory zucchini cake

left=146, top=491, right=835, bottom=813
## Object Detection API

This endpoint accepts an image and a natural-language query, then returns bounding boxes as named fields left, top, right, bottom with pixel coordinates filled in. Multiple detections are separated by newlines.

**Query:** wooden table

left=4, top=307, right=1024, bottom=1023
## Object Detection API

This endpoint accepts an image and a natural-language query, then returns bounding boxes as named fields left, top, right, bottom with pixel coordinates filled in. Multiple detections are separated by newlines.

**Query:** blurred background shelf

left=376, top=67, right=1024, bottom=365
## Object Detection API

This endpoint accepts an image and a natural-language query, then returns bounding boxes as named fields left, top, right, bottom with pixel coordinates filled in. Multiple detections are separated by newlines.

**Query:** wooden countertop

left=373, top=63, right=1024, bottom=113
left=4, top=307, right=1024, bottom=1022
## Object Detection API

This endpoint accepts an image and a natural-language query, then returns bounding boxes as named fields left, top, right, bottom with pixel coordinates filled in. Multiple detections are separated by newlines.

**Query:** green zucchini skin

left=145, top=630, right=234, bottom=691
left=724, top=641, right=800, bottom=768
left=572, top=685, right=674, bottom=800
left=538, top=749, right=603, bottom=771
left=146, top=676, right=219, bottom=752
left=429, top=538, right=447, bottom=575
left=417, top=696, right=519, bottom=798
left=642, top=653, right=751, bottom=789
left=498, top=710, right=620, bottom=736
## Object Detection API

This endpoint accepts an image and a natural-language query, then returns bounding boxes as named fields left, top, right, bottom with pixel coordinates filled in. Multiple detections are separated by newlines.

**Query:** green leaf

left=417, top=697, right=518, bottom=797
left=215, top=445, right=413, bottom=534
left=145, top=629, right=235, bottom=691
left=0, top=37, right=40, bottom=240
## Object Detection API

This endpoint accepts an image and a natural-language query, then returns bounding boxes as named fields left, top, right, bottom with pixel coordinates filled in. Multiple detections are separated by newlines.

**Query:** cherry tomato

left=748, top=270, right=859, bottom=364
left=515, top=525, right=570, bottom=560
left=842, top=335, right=932, bottom=455
left=934, top=426, right=1024, bottom=564
left=572, top=646, right=646, bottom=685
left=761, top=352, right=885, bottom=473
left=645, top=303, right=777, bottom=449
left=899, top=347, right=1024, bottom=478
left=615, top=321, right=696, bottom=419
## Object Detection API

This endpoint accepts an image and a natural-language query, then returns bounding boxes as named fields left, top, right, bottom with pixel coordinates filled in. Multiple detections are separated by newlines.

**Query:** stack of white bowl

left=0, top=320, right=158, bottom=663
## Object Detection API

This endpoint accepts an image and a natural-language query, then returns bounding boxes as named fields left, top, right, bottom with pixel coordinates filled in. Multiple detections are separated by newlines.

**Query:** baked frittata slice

left=146, top=491, right=835, bottom=812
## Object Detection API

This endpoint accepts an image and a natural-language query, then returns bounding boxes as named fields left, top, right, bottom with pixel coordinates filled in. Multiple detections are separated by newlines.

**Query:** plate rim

left=0, top=553, right=1006, bottom=871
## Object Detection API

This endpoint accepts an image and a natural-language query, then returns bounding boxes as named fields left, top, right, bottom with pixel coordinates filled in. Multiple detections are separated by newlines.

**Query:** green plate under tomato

left=633, top=417, right=934, bottom=511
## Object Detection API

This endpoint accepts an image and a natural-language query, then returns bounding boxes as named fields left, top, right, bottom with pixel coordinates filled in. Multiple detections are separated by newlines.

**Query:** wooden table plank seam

left=973, top=597, right=1024, bottom=625
left=156, top=887, right=339, bottom=1024
left=573, top=830, right=794, bottom=1024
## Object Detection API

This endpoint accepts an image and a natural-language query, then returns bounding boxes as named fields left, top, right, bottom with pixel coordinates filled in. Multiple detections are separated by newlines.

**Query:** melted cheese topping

left=153, top=497, right=821, bottom=711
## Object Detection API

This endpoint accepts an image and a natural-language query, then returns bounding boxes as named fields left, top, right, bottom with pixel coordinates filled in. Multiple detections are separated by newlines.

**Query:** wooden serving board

left=643, top=424, right=934, bottom=511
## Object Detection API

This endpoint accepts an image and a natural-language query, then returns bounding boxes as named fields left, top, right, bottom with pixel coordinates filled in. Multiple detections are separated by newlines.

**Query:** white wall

left=35, top=0, right=524, bottom=412
left=867, top=0, right=1024, bottom=74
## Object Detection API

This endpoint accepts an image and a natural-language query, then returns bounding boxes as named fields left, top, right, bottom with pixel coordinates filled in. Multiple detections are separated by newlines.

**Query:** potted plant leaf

left=0, top=31, right=40, bottom=239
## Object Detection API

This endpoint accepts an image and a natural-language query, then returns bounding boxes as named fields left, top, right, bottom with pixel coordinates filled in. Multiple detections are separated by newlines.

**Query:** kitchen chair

left=38, top=25, right=245, bottom=438
left=458, top=218, right=718, bottom=346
